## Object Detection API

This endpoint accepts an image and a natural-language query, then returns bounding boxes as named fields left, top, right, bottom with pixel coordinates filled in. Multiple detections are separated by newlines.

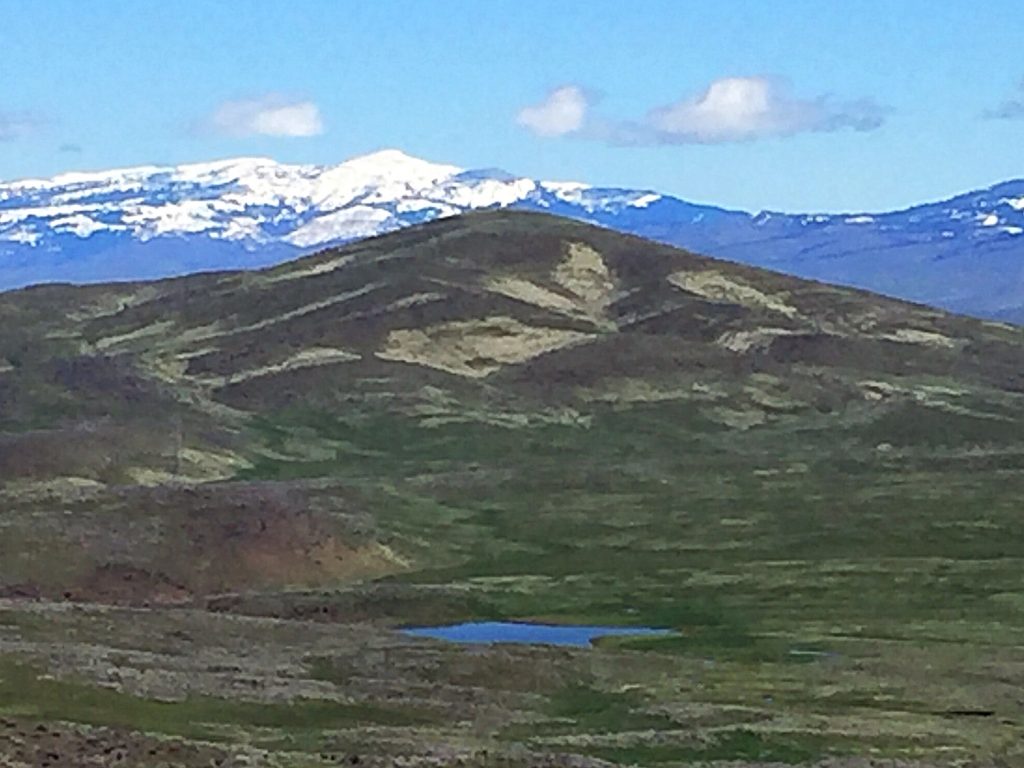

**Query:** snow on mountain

left=0, top=149, right=661, bottom=253
left=2, top=149, right=1024, bottom=322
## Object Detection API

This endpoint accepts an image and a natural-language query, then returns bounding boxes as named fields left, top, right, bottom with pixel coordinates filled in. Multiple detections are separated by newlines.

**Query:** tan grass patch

left=377, top=316, right=594, bottom=377
left=669, top=270, right=799, bottom=318
left=879, top=328, right=959, bottom=348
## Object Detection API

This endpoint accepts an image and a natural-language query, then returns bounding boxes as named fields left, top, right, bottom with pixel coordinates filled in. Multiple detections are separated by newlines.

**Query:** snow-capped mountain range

left=3, top=149, right=1024, bottom=321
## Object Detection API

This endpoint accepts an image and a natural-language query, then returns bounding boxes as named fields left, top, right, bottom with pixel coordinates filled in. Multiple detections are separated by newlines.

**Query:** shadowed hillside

left=3, top=211, right=1024, bottom=765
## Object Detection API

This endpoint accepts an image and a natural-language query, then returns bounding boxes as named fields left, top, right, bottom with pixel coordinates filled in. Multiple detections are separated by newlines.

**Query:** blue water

left=401, top=621, right=675, bottom=647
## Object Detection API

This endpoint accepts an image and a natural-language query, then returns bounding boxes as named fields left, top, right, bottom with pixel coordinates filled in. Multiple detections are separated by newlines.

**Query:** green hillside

left=2, top=211, right=1023, bottom=766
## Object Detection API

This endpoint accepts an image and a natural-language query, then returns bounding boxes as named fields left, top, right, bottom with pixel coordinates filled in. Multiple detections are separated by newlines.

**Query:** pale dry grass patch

left=377, top=316, right=595, bottom=377
left=669, top=269, right=800, bottom=318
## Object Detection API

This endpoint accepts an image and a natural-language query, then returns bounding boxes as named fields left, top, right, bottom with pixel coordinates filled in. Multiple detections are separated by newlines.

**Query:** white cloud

left=206, top=94, right=325, bottom=138
left=517, top=77, right=886, bottom=145
left=983, top=77, right=1024, bottom=120
left=646, top=77, right=886, bottom=143
left=0, top=111, right=45, bottom=142
left=516, top=86, right=590, bottom=137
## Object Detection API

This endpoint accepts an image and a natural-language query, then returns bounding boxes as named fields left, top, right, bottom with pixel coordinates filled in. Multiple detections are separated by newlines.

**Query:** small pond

left=401, top=621, right=675, bottom=647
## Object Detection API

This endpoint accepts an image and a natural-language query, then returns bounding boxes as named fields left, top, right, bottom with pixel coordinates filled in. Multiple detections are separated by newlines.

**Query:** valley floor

left=1, top=592, right=1022, bottom=768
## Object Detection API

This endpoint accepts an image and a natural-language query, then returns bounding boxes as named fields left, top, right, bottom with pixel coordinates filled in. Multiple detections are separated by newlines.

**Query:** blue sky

left=1, top=0, right=1022, bottom=212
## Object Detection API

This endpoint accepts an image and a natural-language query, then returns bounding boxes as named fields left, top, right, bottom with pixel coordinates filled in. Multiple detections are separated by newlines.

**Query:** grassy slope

left=2, top=211, right=1024, bottom=764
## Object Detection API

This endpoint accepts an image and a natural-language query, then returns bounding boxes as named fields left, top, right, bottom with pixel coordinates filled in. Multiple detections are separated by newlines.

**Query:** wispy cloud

left=516, top=85, right=590, bottom=137
left=983, top=78, right=1024, bottom=120
left=518, top=76, right=888, bottom=145
left=203, top=94, right=325, bottom=138
left=0, top=111, right=45, bottom=142
left=58, top=142, right=83, bottom=154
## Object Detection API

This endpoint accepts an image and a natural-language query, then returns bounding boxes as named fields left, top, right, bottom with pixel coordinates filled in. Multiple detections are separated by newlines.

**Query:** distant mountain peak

left=1, top=152, right=1024, bottom=322
left=342, top=147, right=456, bottom=167
left=0, top=150, right=654, bottom=260
left=331, top=148, right=462, bottom=181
